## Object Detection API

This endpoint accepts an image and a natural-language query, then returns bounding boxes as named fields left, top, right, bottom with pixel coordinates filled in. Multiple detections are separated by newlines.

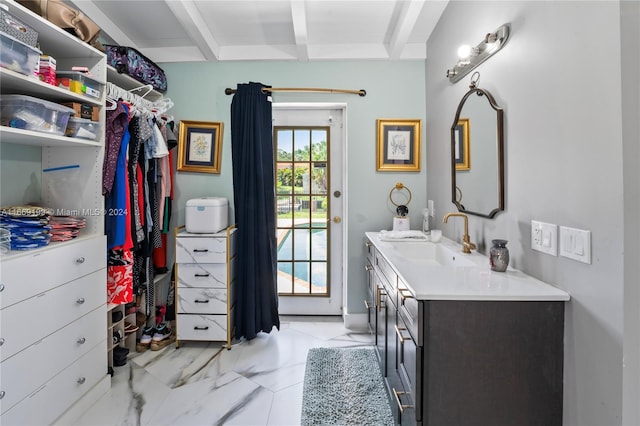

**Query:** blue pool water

left=278, top=229, right=327, bottom=288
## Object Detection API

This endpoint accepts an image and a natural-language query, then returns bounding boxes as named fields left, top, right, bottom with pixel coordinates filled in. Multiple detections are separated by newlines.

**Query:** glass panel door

left=275, top=127, right=330, bottom=296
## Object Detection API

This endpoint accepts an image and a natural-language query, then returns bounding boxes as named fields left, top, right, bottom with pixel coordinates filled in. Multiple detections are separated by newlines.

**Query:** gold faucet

left=443, top=212, right=476, bottom=254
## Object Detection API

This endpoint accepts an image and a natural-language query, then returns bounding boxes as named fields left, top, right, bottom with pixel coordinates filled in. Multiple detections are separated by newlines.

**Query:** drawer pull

left=0, top=337, right=4, bottom=346
left=77, top=377, right=86, bottom=385
left=194, top=299, right=210, bottom=303
left=376, top=286, right=386, bottom=311
left=76, top=257, right=85, bottom=264
left=399, top=288, right=414, bottom=302
left=76, top=297, right=85, bottom=304
left=77, top=337, right=86, bottom=344
left=392, top=388, right=413, bottom=413
left=193, top=249, right=209, bottom=253
left=364, top=264, right=373, bottom=272
left=194, top=326, right=210, bottom=330
left=395, top=325, right=411, bottom=343
left=194, top=273, right=210, bottom=277
left=0, top=283, right=4, bottom=292
left=0, top=390, right=4, bottom=399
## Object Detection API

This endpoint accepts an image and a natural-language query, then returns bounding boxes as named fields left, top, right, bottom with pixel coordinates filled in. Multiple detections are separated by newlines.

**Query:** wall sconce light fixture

left=446, top=23, right=510, bottom=83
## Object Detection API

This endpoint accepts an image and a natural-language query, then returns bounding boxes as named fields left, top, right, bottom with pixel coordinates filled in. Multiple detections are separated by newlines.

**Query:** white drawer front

left=0, top=342, right=106, bottom=426
left=176, top=263, right=228, bottom=289
left=177, top=288, right=227, bottom=314
left=176, top=236, right=228, bottom=264
left=0, top=306, right=106, bottom=415
left=0, top=236, right=106, bottom=309
left=177, top=314, right=227, bottom=341
left=0, top=269, right=106, bottom=362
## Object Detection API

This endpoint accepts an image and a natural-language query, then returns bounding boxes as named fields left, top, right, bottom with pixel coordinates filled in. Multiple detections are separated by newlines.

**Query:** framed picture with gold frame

left=177, top=120, right=224, bottom=174
left=376, top=119, right=421, bottom=172
left=454, top=118, right=470, bottom=171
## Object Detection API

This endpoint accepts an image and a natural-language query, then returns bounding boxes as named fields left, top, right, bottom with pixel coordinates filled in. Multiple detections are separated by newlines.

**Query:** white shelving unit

left=0, top=0, right=109, bottom=423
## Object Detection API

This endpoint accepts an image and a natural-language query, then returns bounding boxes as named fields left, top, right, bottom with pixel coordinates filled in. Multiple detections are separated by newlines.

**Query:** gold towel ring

left=389, top=182, right=412, bottom=207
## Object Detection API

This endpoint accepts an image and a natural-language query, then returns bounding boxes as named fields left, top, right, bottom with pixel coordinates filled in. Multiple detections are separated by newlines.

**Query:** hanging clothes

left=107, top=102, right=134, bottom=304
left=103, top=102, right=128, bottom=196
left=103, top=82, right=176, bottom=319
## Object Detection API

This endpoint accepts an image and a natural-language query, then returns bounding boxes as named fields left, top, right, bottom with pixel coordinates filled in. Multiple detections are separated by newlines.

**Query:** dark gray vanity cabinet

left=364, top=237, right=565, bottom=426
left=419, top=300, right=564, bottom=426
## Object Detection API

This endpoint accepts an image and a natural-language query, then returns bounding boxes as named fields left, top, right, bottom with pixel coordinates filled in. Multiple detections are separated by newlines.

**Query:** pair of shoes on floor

left=150, top=322, right=176, bottom=351
left=136, top=322, right=175, bottom=352
left=136, top=326, right=154, bottom=352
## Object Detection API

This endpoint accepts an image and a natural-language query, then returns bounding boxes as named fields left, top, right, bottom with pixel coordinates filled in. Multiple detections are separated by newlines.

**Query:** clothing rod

left=224, top=87, right=367, bottom=97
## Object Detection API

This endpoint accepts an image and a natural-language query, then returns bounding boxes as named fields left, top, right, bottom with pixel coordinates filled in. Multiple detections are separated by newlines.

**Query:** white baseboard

left=343, top=312, right=368, bottom=331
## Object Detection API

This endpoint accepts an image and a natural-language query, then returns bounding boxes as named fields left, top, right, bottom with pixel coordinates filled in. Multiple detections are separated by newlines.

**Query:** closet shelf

left=106, top=66, right=164, bottom=102
left=0, top=68, right=103, bottom=106
left=0, top=126, right=102, bottom=147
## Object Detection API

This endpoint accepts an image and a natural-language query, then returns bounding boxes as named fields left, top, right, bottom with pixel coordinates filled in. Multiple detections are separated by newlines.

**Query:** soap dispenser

left=422, top=208, right=430, bottom=235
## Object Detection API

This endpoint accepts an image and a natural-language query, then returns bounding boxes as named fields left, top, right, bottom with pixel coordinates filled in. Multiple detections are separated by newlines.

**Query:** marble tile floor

left=68, top=316, right=374, bottom=426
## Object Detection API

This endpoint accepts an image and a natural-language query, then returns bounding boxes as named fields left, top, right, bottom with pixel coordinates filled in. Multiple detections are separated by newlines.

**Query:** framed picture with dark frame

left=454, top=118, right=470, bottom=171
left=376, top=118, right=421, bottom=172
left=177, top=120, right=224, bottom=174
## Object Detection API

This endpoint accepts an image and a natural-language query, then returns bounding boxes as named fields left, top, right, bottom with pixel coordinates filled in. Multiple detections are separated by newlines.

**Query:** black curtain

left=230, top=82, right=280, bottom=340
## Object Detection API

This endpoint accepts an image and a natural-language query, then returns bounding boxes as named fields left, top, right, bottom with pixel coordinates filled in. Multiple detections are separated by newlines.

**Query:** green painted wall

left=161, top=60, right=427, bottom=317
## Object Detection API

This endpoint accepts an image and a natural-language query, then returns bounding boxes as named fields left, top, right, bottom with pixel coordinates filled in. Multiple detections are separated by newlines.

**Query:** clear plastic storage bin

left=65, top=117, right=100, bottom=140
left=56, top=71, right=105, bottom=99
left=0, top=94, right=74, bottom=135
left=0, top=31, right=41, bottom=76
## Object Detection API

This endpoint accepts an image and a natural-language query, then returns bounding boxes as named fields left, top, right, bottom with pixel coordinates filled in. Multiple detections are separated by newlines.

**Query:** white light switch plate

left=531, top=220, right=558, bottom=256
left=559, top=226, right=591, bottom=264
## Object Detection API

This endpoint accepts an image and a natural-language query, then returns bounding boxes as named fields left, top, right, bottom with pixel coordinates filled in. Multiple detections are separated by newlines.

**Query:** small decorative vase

left=490, top=239, right=509, bottom=272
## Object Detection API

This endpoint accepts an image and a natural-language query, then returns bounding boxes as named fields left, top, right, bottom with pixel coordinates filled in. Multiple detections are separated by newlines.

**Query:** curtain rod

left=224, top=87, right=367, bottom=97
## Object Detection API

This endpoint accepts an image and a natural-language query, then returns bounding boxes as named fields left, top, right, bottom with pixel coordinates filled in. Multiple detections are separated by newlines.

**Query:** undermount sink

left=389, top=242, right=476, bottom=267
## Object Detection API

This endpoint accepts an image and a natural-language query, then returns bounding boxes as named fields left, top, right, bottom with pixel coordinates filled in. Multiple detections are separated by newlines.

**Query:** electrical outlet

left=559, top=226, right=591, bottom=264
left=531, top=220, right=558, bottom=256
left=428, top=200, right=435, bottom=217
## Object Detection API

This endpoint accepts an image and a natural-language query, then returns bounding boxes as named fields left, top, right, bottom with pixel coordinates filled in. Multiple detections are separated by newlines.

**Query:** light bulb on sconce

left=445, top=23, right=510, bottom=83
left=457, top=44, right=472, bottom=59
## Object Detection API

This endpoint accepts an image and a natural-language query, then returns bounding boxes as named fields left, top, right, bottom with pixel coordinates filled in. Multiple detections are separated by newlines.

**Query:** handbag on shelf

left=17, top=0, right=103, bottom=50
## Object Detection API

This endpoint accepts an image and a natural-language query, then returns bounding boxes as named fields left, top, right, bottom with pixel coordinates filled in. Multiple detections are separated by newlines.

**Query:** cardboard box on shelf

left=61, top=102, right=99, bottom=121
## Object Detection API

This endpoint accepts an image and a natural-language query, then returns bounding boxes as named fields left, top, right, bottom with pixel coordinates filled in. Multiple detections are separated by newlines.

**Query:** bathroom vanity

left=364, top=232, right=570, bottom=426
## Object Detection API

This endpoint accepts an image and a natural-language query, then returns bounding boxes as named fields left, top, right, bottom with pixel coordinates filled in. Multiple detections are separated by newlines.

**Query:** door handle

left=332, top=216, right=342, bottom=223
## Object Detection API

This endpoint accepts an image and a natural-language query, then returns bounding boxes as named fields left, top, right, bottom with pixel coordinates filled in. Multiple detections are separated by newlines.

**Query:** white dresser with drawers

left=0, top=236, right=108, bottom=425
left=174, top=226, right=236, bottom=348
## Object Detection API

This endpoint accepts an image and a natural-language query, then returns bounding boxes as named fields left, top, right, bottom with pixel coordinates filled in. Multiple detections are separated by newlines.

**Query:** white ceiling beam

left=164, top=0, right=220, bottom=61
left=290, top=0, right=309, bottom=61
left=388, top=0, right=426, bottom=60
left=69, top=0, right=137, bottom=48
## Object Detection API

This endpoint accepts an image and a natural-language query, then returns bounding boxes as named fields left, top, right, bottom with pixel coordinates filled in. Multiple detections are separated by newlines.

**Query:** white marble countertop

left=366, top=232, right=570, bottom=302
